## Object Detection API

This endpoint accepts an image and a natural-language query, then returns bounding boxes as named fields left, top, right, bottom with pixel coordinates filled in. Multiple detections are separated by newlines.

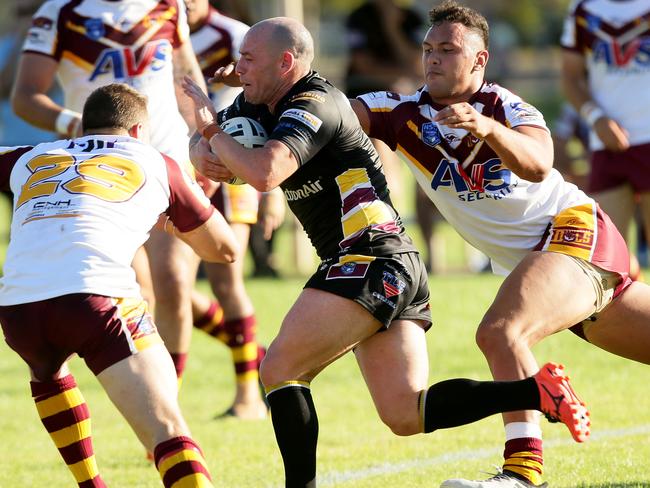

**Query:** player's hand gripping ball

left=220, top=117, right=268, bottom=185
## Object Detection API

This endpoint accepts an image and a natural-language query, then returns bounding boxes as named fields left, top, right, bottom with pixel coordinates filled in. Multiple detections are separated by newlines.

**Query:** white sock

left=505, top=421, right=542, bottom=441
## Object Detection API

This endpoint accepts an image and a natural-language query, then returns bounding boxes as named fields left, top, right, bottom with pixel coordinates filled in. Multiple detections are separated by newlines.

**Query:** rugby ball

left=220, top=116, right=268, bottom=185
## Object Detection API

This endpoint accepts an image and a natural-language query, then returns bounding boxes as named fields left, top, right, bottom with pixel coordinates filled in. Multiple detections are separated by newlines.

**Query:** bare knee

left=258, top=345, right=293, bottom=388
left=475, top=316, right=534, bottom=360
left=375, top=396, right=421, bottom=436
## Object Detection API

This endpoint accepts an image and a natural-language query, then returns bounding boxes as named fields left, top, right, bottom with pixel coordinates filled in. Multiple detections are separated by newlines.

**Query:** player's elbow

left=526, top=164, right=552, bottom=183
left=10, top=87, right=30, bottom=120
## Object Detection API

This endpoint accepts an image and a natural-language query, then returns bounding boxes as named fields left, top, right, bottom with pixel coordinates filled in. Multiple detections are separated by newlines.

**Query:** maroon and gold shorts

left=589, top=142, right=650, bottom=194
left=535, top=203, right=632, bottom=338
left=211, top=183, right=260, bottom=225
left=0, top=294, right=162, bottom=379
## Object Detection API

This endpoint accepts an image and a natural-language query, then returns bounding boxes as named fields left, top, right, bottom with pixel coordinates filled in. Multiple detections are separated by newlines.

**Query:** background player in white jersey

left=186, top=0, right=277, bottom=419
left=0, top=83, right=239, bottom=488
left=561, top=0, right=650, bottom=280
left=352, top=1, right=650, bottom=486
left=10, top=0, right=208, bottom=388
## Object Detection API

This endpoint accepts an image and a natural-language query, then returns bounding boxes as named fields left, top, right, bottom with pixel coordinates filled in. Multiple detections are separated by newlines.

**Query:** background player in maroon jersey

left=186, top=0, right=277, bottom=420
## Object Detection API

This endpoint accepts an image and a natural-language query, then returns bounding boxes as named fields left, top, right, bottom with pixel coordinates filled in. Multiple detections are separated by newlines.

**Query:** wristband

left=202, top=123, right=222, bottom=141
left=579, top=101, right=605, bottom=127
left=55, top=108, right=82, bottom=136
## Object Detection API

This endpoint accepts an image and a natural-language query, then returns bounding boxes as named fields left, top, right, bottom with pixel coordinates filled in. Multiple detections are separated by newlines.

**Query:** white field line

left=315, top=424, right=650, bottom=486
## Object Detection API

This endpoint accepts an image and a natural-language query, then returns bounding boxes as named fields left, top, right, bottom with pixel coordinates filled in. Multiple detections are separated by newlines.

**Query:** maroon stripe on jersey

left=162, top=460, right=211, bottom=487
left=58, top=436, right=95, bottom=466
left=54, top=0, right=83, bottom=60
left=341, top=187, right=379, bottom=214
left=373, top=221, right=400, bottom=234
left=41, top=403, right=90, bottom=433
left=56, top=0, right=182, bottom=67
left=195, top=9, right=237, bottom=78
left=30, top=375, right=76, bottom=401
left=575, top=3, right=650, bottom=37
left=0, top=146, right=33, bottom=191
left=162, top=154, right=214, bottom=232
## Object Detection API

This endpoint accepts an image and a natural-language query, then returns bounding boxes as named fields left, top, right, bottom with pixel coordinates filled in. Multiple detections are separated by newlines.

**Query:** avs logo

left=421, top=122, right=442, bottom=147
left=430, top=157, right=514, bottom=201
left=592, top=36, right=650, bottom=68
left=90, top=39, right=171, bottom=81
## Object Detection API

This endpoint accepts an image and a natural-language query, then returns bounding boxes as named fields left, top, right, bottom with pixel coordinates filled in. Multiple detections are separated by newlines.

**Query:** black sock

left=266, top=384, right=318, bottom=488
left=423, top=377, right=540, bottom=433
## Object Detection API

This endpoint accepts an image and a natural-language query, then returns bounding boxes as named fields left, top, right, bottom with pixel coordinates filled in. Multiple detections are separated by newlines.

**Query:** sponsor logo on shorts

left=325, top=261, right=369, bottom=279
left=372, top=291, right=397, bottom=309
left=382, top=271, right=405, bottom=298
left=280, top=109, right=323, bottom=132
left=550, top=227, right=594, bottom=249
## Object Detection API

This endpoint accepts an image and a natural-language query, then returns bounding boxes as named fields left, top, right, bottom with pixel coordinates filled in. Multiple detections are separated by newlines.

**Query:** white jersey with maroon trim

left=561, top=0, right=650, bottom=150
left=23, top=0, right=191, bottom=163
left=0, top=136, right=213, bottom=305
left=359, top=83, right=594, bottom=274
left=190, top=7, right=247, bottom=112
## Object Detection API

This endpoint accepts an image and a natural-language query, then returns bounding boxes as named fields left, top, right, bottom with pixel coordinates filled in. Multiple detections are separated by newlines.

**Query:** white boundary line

left=315, top=425, right=650, bottom=486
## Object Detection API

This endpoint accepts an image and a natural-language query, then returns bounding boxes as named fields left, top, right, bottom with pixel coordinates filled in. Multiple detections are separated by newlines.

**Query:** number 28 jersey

left=0, top=136, right=213, bottom=305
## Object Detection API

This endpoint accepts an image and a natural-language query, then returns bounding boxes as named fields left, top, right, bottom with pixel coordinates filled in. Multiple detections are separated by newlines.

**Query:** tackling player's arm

left=162, top=154, right=239, bottom=263
left=561, top=49, right=629, bottom=152
left=173, top=40, right=208, bottom=132
left=168, top=210, right=239, bottom=263
left=11, top=53, right=81, bottom=137
left=434, top=103, right=553, bottom=182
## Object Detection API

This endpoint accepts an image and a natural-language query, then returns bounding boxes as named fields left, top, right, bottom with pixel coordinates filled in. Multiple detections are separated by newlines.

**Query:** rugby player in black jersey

left=182, top=16, right=589, bottom=488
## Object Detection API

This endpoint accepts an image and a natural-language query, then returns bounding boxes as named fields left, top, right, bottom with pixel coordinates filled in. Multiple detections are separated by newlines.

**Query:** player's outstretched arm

left=169, top=209, right=240, bottom=263
left=435, top=103, right=553, bottom=182
left=172, top=40, right=208, bottom=132
left=11, top=53, right=81, bottom=137
left=561, top=50, right=630, bottom=152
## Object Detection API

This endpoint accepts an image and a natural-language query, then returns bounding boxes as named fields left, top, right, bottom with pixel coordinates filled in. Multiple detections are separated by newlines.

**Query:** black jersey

left=219, top=71, right=416, bottom=259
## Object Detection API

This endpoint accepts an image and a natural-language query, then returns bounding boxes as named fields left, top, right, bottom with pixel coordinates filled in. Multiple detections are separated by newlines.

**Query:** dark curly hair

left=429, top=1, right=489, bottom=49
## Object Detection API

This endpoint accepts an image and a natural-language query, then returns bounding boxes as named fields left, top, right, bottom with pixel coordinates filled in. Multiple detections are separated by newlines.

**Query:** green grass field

left=1, top=274, right=650, bottom=487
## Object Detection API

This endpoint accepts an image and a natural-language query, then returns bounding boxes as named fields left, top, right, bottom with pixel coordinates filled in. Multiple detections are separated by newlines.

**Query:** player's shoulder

left=358, top=88, right=421, bottom=112
left=32, top=0, right=71, bottom=20
left=206, top=8, right=249, bottom=34
left=479, top=82, right=525, bottom=105
left=566, top=0, right=591, bottom=15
